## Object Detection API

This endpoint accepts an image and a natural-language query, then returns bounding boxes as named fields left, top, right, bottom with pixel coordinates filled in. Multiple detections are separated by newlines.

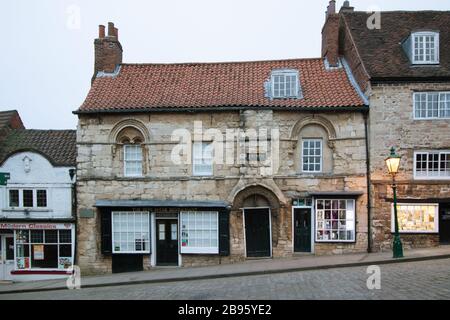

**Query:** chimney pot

left=327, top=0, right=336, bottom=17
left=340, top=1, right=354, bottom=13
left=108, top=22, right=115, bottom=37
left=98, top=25, right=105, bottom=39
left=114, top=27, right=119, bottom=40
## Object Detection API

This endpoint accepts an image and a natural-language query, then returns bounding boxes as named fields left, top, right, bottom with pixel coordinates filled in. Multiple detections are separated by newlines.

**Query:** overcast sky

left=0, top=0, right=448, bottom=129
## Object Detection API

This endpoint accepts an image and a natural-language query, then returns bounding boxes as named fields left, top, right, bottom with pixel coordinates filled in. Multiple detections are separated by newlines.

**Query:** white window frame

left=392, top=203, right=439, bottom=234
left=413, top=92, right=450, bottom=120
left=315, top=199, right=356, bottom=243
left=271, top=70, right=300, bottom=99
left=180, top=211, right=219, bottom=254
left=7, top=188, right=48, bottom=209
left=414, top=151, right=450, bottom=180
left=301, top=139, right=323, bottom=173
left=192, top=142, right=213, bottom=176
left=123, top=144, right=143, bottom=177
left=412, top=32, right=439, bottom=65
left=112, top=211, right=151, bottom=254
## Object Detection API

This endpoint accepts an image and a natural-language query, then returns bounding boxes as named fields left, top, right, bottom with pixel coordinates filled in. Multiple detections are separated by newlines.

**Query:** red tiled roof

left=76, top=58, right=366, bottom=113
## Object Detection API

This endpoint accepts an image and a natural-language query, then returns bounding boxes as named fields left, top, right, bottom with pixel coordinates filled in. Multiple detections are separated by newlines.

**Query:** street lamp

left=385, top=147, right=404, bottom=258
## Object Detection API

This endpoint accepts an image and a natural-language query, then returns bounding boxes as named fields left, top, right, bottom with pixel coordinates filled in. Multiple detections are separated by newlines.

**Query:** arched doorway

left=232, top=186, right=281, bottom=258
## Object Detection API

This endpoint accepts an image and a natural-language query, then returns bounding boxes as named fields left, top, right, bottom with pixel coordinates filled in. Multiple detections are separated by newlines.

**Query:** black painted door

left=294, top=208, right=311, bottom=252
left=244, top=209, right=271, bottom=257
left=440, top=204, right=450, bottom=244
left=156, top=220, right=179, bottom=266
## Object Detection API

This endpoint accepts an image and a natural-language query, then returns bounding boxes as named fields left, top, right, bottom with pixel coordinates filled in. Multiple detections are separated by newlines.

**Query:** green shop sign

left=0, top=172, right=11, bottom=186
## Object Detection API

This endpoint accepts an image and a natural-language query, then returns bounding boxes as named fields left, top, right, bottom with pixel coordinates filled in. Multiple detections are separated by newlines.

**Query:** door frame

left=292, top=203, right=315, bottom=254
left=242, top=207, right=272, bottom=258
left=0, top=234, right=15, bottom=281
left=152, top=215, right=182, bottom=267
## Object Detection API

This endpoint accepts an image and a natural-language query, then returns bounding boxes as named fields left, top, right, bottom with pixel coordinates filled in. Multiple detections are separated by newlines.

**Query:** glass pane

left=45, top=230, right=58, bottom=243
left=9, top=190, right=19, bottom=207
left=37, top=190, right=47, bottom=207
left=23, top=190, right=33, bottom=207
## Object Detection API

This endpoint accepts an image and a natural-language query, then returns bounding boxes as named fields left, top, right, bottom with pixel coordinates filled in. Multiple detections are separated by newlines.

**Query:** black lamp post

left=385, top=147, right=404, bottom=258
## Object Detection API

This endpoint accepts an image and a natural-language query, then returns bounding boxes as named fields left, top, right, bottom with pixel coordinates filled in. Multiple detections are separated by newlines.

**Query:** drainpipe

left=363, top=112, right=372, bottom=253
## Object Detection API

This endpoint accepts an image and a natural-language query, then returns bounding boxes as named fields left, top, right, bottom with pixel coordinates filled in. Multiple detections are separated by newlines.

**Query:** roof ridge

left=121, top=57, right=323, bottom=67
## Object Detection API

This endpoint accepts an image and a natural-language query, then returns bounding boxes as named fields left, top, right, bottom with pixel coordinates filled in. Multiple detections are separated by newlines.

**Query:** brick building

left=74, top=21, right=370, bottom=274
left=321, top=1, right=450, bottom=250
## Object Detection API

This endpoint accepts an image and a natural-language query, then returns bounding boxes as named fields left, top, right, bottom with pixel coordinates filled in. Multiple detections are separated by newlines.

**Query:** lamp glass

left=385, top=157, right=401, bottom=175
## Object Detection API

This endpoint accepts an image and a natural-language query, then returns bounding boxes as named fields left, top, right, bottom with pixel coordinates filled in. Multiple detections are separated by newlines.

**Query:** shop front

left=0, top=222, right=75, bottom=282
left=96, top=200, right=230, bottom=273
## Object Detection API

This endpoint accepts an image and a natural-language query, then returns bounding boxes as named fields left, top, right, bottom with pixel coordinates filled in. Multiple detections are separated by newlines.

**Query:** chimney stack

left=322, top=1, right=340, bottom=67
left=340, top=1, right=354, bottom=13
left=93, top=22, right=123, bottom=83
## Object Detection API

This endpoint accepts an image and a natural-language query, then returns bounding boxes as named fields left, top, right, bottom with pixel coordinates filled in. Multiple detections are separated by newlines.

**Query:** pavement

left=1, top=246, right=450, bottom=295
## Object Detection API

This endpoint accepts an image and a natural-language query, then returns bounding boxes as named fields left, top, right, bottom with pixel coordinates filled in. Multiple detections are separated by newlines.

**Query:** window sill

left=11, top=270, right=72, bottom=275
left=2, top=208, right=52, bottom=213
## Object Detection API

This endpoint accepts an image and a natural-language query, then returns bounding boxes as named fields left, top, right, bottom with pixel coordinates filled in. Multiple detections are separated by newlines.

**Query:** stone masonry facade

left=76, top=110, right=369, bottom=274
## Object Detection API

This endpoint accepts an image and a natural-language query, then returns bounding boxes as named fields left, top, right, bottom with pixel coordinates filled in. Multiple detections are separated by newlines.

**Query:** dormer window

left=270, top=70, right=301, bottom=99
left=412, top=32, right=439, bottom=64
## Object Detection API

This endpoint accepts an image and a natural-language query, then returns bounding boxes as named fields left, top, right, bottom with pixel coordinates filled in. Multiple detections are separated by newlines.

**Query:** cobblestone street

left=2, top=258, right=450, bottom=300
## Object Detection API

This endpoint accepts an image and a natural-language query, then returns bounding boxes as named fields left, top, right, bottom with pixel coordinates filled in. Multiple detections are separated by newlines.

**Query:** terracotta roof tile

left=76, top=58, right=366, bottom=113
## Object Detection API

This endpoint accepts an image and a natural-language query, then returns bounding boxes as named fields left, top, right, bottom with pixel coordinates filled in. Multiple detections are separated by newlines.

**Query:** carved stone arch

left=109, top=119, right=150, bottom=144
left=290, top=115, right=337, bottom=142
left=231, top=184, right=283, bottom=247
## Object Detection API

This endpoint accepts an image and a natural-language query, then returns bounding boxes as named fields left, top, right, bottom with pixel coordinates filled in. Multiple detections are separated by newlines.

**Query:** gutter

left=73, top=105, right=369, bottom=115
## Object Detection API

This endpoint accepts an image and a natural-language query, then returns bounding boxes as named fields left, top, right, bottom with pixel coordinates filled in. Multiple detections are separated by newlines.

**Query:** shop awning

left=94, top=199, right=230, bottom=208
left=308, top=191, right=364, bottom=197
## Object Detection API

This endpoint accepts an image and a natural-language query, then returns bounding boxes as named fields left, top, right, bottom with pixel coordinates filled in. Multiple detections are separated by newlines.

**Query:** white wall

left=0, top=151, right=75, bottom=219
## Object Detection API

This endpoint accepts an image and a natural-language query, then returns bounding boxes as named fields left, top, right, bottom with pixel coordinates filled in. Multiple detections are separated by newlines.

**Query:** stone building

left=322, top=1, right=450, bottom=250
left=74, top=21, right=370, bottom=274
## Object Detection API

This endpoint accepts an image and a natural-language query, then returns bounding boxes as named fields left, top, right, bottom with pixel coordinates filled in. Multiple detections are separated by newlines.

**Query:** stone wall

left=368, top=83, right=450, bottom=250
left=76, top=110, right=369, bottom=274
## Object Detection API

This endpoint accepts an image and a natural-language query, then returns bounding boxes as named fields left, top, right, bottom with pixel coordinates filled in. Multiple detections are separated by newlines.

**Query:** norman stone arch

left=290, top=115, right=337, bottom=143
left=109, top=119, right=150, bottom=144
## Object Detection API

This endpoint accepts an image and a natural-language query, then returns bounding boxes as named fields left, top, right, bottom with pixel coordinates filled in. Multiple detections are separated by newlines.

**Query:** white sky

left=0, top=0, right=448, bottom=129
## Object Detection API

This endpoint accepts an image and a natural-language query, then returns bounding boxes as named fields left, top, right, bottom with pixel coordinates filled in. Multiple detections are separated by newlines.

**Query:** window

left=414, top=92, right=450, bottom=119
left=302, top=139, right=322, bottom=172
left=7, top=189, right=48, bottom=209
left=112, top=212, right=150, bottom=254
left=124, top=144, right=143, bottom=177
left=271, top=70, right=300, bottom=98
left=412, top=32, right=439, bottom=64
left=15, top=229, right=74, bottom=270
left=180, top=211, right=219, bottom=254
left=393, top=204, right=438, bottom=233
left=9, top=190, right=19, bottom=207
left=36, top=190, right=47, bottom=207
left=316, top=199, right=355, bottom=242
left=193, top=142, right=213, bottom=176
left=23, top=190, right=33, bottom=207
left=414, top=151, right=450, bottom=179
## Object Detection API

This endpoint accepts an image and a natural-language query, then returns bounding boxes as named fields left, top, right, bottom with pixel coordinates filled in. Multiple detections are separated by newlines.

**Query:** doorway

left=0, top=235, right=14, bottom=281
left=293, top=208, right=312, bottom=252
left=156, top=219, right=179, bottom=266
left=244, top=208, right=271, bottom=258
left=440, top=204, right=450, bottom=244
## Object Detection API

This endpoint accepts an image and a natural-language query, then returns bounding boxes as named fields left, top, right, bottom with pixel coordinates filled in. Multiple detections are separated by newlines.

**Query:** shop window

left=316, top=199, right=355, bottom=242
left=180, top=211, right=219, bottom=254
left=112, top=211, right=150, bottom=254
left=393, top=204, right=438, bottom=233
left=15, top=229, right=74, bottom=270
